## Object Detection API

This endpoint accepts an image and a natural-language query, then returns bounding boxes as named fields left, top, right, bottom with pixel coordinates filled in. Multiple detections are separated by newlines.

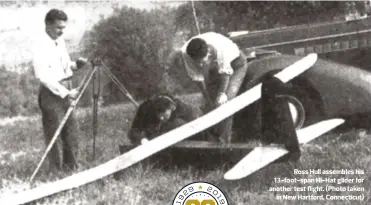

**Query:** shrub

left=81, top=5, right=198, bottom=105
left=0, top=64, right=39, bottom=117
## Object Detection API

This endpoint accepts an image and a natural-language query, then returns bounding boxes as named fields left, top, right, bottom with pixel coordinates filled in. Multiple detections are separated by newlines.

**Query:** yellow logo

left=172, top=181, right=229, bottom=205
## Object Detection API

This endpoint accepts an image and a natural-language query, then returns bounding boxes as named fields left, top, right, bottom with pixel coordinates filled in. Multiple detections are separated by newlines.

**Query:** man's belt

left=59, top=76, right=72, bottom=82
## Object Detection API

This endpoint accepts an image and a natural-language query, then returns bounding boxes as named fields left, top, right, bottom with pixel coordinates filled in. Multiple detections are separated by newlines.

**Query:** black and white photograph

left=0, top=0, right=370, bottom=204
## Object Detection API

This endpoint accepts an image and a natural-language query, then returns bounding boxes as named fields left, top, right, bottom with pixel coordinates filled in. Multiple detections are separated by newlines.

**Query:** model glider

left=0, top=53, right=317, bottom=205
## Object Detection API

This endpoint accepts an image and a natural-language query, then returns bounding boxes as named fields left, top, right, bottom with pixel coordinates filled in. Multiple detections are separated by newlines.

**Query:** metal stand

left=90, top=60, right=139, bottom=161
left=92, top=70, right=100, bottom=160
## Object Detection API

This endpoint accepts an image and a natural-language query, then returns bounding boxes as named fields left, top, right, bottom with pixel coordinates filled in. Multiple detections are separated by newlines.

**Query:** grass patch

left=0, top=99, right=370, bottom=204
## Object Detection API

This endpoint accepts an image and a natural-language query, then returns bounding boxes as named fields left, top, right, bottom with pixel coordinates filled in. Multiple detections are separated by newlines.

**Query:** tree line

left=0, top=1, right=368, bottom=117
left=79, top=1, right=368, bottom=105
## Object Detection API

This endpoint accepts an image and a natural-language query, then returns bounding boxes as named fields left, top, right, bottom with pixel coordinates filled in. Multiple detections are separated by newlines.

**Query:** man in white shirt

left=33, top=9, right=87, bottom=171
left=179, top=32, right=249, bottom=143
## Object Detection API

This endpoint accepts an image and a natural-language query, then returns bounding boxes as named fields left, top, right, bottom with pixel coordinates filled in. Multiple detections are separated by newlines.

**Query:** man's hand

left=68, top=88, right=79, bottom=99
left=90, top=56, right=102, bottom=67
left=216, top=92, right=228, bottom=106
left=141, top=138, right=149, bottom=144
left=76, top=57, right=88, bottom=69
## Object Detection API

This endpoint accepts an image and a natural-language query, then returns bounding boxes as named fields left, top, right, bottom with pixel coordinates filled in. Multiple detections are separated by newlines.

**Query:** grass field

left=0, top=94, right=370, bottom=205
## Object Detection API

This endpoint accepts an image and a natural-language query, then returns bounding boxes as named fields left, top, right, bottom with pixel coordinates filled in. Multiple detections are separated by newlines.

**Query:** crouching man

left=127, top=93, right=205, bottom=146
left=114, top=93, right=205, bottom=180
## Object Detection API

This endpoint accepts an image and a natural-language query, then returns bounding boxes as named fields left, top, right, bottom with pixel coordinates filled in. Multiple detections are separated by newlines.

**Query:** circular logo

left=172, top=181, right=229, bottom=205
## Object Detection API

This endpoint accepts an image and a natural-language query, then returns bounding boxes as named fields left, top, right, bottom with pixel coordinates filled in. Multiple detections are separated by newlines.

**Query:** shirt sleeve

left=216, top=45, right=239, bottom=76
left=32, top=47, right=70, bottom=98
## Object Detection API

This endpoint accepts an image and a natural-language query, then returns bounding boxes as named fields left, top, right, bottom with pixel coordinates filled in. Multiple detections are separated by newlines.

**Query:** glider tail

left=260, top=75, right=301, bottom=161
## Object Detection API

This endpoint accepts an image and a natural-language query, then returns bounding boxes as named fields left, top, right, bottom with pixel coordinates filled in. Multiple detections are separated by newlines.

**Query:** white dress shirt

left=180, top=32, right=240, bottom=82
left=32, top=32, right=76, bottom=98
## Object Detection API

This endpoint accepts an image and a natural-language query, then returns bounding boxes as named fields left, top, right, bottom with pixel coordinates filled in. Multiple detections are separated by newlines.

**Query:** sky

left=0, top=0, right=186, bottom=71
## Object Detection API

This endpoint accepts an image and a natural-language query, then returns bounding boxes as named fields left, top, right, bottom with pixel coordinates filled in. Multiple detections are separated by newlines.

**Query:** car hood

left=243, top=54, right=371, bottom=118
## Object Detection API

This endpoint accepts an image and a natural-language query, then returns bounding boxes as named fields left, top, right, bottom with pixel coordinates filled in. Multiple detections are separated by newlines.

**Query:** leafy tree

left=82, top=5, right=183, bottom=104
left=79, top=1, right=369, bottom=106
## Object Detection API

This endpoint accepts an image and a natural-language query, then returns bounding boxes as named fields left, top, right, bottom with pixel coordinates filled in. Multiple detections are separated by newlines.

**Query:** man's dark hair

left=186, top=38, right=208, bottom=60
left=45, top=9, right=68, bottom=24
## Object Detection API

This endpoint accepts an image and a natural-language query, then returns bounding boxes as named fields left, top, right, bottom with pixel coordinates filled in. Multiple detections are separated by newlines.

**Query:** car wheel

left=279, top=94, right=306, bottom=130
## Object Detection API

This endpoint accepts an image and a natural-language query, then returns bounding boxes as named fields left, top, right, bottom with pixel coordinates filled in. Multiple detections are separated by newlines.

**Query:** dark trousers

left=205, top=52, right=248, bottom=143
left=38, top=82, right=79, bottom=169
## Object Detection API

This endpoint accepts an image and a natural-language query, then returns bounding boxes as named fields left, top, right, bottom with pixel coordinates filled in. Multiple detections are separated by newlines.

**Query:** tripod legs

left=92, top=70, right=100, bottom=160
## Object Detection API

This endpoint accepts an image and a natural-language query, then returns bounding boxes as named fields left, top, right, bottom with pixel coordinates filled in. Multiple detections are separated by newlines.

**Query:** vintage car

left=229, top=18, right=371, bottom=138
left=231, top=51, right=371, bottom=141
left=119, top=18, right=371, bottom=168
